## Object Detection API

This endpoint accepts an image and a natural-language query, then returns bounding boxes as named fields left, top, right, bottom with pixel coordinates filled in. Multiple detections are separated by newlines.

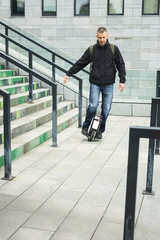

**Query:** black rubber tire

left=88, top=130, right=96, bottom=142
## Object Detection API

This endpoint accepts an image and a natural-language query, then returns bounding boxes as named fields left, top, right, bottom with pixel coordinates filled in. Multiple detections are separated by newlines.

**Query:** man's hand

left=64, top=75, right=69, bottom=84
left=119, top=83, right=125, bottom=92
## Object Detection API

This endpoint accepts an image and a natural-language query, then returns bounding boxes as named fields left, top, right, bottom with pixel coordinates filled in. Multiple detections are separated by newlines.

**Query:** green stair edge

left=0, top=112, right=80, bottom=168
left=0, top=102, right=75, bottom=144
left=0, top=89, right=53, bottom=109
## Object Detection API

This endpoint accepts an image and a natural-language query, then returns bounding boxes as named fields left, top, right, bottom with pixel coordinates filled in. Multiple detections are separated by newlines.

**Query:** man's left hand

left=119, top=83, right=125, bottom=92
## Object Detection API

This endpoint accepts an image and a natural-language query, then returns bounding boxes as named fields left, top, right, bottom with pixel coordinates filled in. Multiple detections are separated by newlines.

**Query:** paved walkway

left=0, top=115, right=160, bottom=240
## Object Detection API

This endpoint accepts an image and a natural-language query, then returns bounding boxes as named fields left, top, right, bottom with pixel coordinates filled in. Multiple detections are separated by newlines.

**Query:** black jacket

left=66, top=40, right=126, bottom=86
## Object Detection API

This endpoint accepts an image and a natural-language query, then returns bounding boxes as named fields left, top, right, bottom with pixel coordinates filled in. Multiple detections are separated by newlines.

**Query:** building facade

left=0, top=0, right=160, bottom=102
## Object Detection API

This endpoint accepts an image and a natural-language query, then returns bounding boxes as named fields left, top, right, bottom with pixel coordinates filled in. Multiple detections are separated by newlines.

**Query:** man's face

left=96, top=31, right=108, bottom=47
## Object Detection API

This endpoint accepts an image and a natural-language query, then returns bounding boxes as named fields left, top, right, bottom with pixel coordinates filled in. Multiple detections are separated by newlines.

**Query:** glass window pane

left=143, top=0, right=159, bottom=14
left=42, top=0, right=56, bottom=16
left=75, top=0, right=89, bottom=16
left=12, top=0, right=25, bottom=16
left=108, top=0, right=123, bottom=15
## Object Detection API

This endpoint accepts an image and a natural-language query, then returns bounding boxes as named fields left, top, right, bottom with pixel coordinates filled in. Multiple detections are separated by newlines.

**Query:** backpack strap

left=110, top=44, right=116, bottom=70
left=89, top=43, right=116, bottom=71
left=89, top=45, right=94, bottom=71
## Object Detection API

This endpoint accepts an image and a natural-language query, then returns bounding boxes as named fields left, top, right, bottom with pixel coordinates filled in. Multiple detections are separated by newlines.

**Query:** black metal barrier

left=0, top=89, right=14, bottom=180
left=0, top=51, right=58, bottom=148
left=143, top=98, right=160, bottom=195
left=155, top=79, right=160, bottom=154
left=0, top=33, right=83, bottom=128
left=123, top=126, right=160, bottom=240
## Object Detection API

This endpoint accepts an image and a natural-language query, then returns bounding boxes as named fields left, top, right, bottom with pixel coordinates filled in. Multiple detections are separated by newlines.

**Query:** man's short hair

left=97, top=27, right=107, bottom=34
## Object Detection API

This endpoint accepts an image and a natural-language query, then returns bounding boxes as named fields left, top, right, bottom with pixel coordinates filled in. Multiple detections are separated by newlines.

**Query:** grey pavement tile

left=23, top=189, right=83, bottom=232
left=9, top=227, right=54, bottom=240
left=0, top=167, right=47, bottom=196
left=50, top=204, right=105, bottom=240
left=135, top=197, right=160, bottom=240
left=0, top=194, right=16, bottom=211
left=60, top=172, right=97, bottom=191
left=1, top=116, right=158, bottom=240
left=92, top=221, right=123, bottom=240
left=0, top=209, right=31, bottom=240
left=78, top=184, right=116, bottom=207
left=135, top=231, right=160, bottom=240
left=103, top=185, right=145, bottom=224
left=85, top=149, right=113, bottom=163
left=6, top=178, right=61, bottom=213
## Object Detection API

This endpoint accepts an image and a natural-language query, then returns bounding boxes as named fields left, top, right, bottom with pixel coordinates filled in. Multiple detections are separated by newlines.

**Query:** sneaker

left=81, top=128, right=88, bottom=137
left=95, top=132, right=102, bottom=139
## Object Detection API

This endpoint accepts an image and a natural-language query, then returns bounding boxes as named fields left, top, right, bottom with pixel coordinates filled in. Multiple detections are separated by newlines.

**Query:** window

left=142, top=0, right=159, bottom=15
left=74, top=0, right=90, bottom=16
left=11, top=0, right=25, bottom=16
left=42, top=0, right=57, bottom=16
left=108, top=0, right=124, bottom=15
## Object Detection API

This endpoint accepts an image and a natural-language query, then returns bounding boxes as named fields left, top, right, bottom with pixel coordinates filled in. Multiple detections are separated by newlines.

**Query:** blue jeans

left=83, top=83, right=114, bottom=133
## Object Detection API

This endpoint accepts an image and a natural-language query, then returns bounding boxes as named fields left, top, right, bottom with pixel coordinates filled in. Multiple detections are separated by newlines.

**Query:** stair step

left=0, top=95, right=63, bottom=124
left=0, top=82, right=41, bottom=95
left=0, top=88, right=52, bottom=109
left=0, top=76, right=28, bottom=87
left=0, top=108, right=85, bottom=166
left=0, top=69, right=19, bottom=78
left=0, top=101, right=75, bottom=143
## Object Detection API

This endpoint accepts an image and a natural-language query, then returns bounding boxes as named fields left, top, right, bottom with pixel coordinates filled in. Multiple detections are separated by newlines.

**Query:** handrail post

left=123, top=127, right=139, bottom=240
left=52, top=84, right=57, bottom=146
left=123, top=126, right=160, bottom=240
left=28, top=51, right=33, bottom=102
left=155, top=101, right=160, bottom=154
left=143, top=99, right=157, bottom=195
left=156, top=70, right=160, bottom=97
left=52, top=53, right=55, bottom=82
left=5, top=26, right=9, bottom=68
left=78, top=80, right=82, bottom=128
left=155, top=73, right=160, bottom=154
left=1, top=91, right=14, bottom=180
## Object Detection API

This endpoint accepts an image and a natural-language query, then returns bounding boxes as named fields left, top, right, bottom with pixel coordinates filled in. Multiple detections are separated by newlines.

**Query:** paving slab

left=0, top=116, right=160, bottom=240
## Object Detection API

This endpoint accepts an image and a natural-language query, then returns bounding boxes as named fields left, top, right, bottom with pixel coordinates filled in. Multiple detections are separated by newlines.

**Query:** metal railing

left=0, top=20, right=89, bottom=178
left=143, top=97, right=160, bottom=195
left=123, top=126, right=160, bottom=240
left=0, top=31, right=84, bottom=127
left=0, top=20, right=89, bottom=78
left=0, top=89, right=14, bottom=180
left=155, top=72, right=160, bottom=153
left=0, top=51, right=57, bottom=146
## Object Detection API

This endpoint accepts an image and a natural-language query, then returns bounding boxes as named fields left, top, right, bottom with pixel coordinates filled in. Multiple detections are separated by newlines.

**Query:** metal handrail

left=0, top=51, right=57, bottom=147
left=0, top=20, right=87, bottom=179
left=123, top=126, right=160, bottom=240
left=0, top=89, right=13, bottom=180
left=0, top=32, right=83, bottom=127
left=0, top=21, right=90, bottom=75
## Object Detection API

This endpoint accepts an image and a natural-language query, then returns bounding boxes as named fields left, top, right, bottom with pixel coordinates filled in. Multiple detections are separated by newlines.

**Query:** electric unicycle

left=88, top=116, right=102, bottom=142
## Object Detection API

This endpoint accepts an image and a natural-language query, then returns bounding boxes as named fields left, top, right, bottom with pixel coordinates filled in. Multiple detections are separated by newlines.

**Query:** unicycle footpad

left=88, top=116, right=102, bottom=141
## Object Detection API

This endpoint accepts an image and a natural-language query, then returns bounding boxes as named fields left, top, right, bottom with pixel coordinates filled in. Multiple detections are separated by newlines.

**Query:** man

left=64, top=27, right=126, bottom=139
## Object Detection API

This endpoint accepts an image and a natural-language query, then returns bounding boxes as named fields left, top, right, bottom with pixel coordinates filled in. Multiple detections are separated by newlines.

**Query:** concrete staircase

left=0, top=63, right=83, bottom=167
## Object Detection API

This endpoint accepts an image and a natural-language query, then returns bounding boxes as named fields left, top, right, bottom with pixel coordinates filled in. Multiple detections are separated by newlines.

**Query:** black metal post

left=143, top=99, right=157, bottom=195
left=155, top=72, right=160, bottom=154
left=78, top=80, right=82, bottom=128
left=156, top=70, right=160, bottom=97
left=123, top=127, right=139, bottom=240
left=5, top=26, right=9, bottom=68
left=28, top=52, right=33, bottom=102
left=155, top=102, right=160, bottom=154
left=123, top=126, right=160, bottom=240
left=0, top=90, right=14, bottom=180
left=52, top=85, right=57, bottom=147
left=52, top=53, right=55, bottom=82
